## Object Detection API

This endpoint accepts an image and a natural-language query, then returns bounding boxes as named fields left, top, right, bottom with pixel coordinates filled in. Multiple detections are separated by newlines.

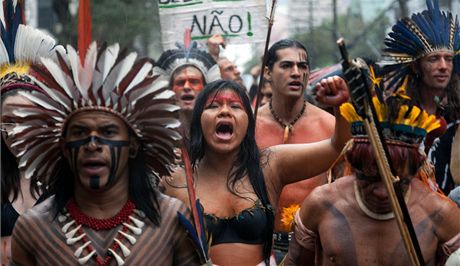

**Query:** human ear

left=264, top=66, right=272, bottom=82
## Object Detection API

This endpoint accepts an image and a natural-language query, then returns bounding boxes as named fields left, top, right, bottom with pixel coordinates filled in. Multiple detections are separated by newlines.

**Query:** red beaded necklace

left=66, top=199, right=135, bottom=230
left=63, top=199, right=140, bottom=266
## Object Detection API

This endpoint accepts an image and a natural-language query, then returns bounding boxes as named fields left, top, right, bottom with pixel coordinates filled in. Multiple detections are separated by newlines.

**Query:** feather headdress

left=1, top=0, right=64, bottom=94
left=2, top=42, right=182, bottom=184
left=379, top=0, right=460, bottom=91
left=153, top=41, right=221, bottom=84
left=340, top=65, right=440, bottom=145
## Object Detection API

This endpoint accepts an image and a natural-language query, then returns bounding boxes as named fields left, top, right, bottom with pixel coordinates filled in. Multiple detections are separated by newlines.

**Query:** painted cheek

left=191, top=82, right=203, bottom=92
left=172, top=84, right=184, bottom=93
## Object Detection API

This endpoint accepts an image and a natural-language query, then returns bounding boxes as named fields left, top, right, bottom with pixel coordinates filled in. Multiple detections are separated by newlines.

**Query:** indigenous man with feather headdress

left=6, top=41, right=202, bottom=266
left=378, top=0, right=460, bottom=195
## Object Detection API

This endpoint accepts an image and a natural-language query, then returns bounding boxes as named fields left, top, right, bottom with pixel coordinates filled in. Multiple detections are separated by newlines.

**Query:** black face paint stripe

left=65, top=136, right=130, bottom=188
left=65, top=136, right=129, bottom=149
left=71, top=147, right=79, bottom=177
left=90, top=175, right=100, bottom=189
left=106, top=146, right=120, bottom=187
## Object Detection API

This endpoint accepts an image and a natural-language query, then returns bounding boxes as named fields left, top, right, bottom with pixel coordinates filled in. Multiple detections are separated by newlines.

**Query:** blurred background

left=14, top=0, right=460, bottom=79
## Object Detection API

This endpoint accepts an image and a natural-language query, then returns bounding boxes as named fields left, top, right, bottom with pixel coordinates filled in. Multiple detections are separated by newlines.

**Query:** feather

left=123, top=62, right=153, bottom=95
left=177, top=212, right=200, bottom=248
left=37, top=57, right=74, bottom=109
left=80, top=42, right=98, bottom=96
left=196, top=199, right=209, bottom=256
left=17, top=90, right=66, bottom=116
left=77, top=0, right=92, bottom=64
left=92, top=43, right=119, bottom=94
left=101, top=52, right=137, bottom=99
left=180, top=147, right=209, bottom=261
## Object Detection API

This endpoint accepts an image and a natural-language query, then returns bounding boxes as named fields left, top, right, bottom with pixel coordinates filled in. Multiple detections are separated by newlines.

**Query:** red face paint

left=172, top=67, right=204, bottom=93
left=205, top=90, right=244, bottom=108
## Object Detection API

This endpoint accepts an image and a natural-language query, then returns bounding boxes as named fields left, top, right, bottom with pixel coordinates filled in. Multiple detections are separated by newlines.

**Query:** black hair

left=51, top=140, right=161, bottom=226
left=266, top=39, right=309, bottom=70
left=1, top=139, right=21, bottom=204
left=189, top=79, right=274, bottom=263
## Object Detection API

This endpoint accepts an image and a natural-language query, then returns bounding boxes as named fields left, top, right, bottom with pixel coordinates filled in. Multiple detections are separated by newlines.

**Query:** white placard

left=158, top=0, right=267, bottom=50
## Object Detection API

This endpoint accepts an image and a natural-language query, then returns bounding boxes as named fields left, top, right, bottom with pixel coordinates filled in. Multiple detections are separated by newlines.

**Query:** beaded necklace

left=61, top=199, right=145, bottom=266
left=269, top=100, right=306, bottom=143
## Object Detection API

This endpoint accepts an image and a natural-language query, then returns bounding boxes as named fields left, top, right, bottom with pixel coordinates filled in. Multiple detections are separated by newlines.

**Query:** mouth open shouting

left=215, top=121, right=234, bottom=141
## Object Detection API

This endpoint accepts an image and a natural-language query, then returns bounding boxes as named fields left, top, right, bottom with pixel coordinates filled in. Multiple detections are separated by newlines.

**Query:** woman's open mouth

left=215, top=121, right=234, bottom=141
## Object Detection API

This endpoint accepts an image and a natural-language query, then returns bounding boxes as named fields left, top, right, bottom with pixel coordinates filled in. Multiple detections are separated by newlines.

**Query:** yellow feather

left=424, top=119, right=441, bottom=133
left=404, top=106, right=421, bottom=126
left=372, top=96, right=386, bottom=122
left=0, top=63, right=30, bottom=79
left=340, top=103, right=362, bottom=123
left=368, top=66, right=382, bottom=88
left=420, top=114, right=438, bottom=130
left=392, top=76, right=412, bottom=100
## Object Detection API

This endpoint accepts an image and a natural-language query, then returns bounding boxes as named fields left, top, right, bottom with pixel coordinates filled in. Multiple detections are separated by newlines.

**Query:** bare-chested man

left=7, top=43, right=200, bottom=266
left=255, top=39, right=335, bottom=262
left=285, top=94, right=460, bottom=265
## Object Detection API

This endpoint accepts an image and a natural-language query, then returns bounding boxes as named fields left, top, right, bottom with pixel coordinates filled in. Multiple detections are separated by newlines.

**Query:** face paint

left=298, top=51, right=309, bottom=89
left=205, top=90, right=244, bottom=108
left=90, top=175, right=100, bottom=189
left=65, top=136, right=129, bottom=189
left=172, top=67, right=204, bottom=93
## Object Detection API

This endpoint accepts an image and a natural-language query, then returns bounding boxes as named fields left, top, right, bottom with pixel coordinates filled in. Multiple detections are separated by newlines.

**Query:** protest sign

left=158, top=0, right=267, bottom=49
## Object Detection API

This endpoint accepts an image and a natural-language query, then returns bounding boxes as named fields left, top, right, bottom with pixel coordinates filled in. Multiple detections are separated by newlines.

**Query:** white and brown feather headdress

left=153, top=42, right=221, bottom=84
left=4, top=41, right=182, bottom=183
left=1, top=0, right=64, bottom=94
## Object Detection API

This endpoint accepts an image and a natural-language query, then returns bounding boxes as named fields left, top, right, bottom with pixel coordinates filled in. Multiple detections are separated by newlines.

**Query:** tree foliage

left=294, top=12, right=390, bottom=69
left=51, top=0, right=162, bottom=57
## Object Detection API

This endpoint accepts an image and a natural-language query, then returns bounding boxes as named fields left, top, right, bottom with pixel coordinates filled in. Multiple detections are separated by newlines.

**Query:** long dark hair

left=1, top=91, right=40, bottom=205
left=1, top=139, right=21, bottom=205
left=51, top=141, right=162, bottom=225
left=189, top=79, right=274, bottom=263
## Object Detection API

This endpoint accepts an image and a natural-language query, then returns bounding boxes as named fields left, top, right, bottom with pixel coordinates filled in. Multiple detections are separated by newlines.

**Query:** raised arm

left=267, top=76, right=350, bottom=186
